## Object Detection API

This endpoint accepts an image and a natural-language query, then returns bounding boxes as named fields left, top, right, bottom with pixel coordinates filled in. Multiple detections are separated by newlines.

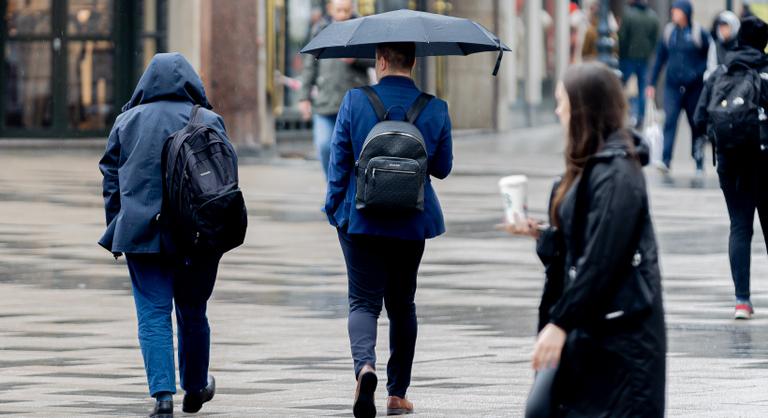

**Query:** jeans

left=620, top=59, right=648, bottom=126
left=662, top=82, right=705, bottom=170
left=126, top=253, right=221, bottom=397
left=718, top=151, right=768, bottom=301
left=313, top=113, right=337, bottom=179
left=337, top=229, right=425, bottom=398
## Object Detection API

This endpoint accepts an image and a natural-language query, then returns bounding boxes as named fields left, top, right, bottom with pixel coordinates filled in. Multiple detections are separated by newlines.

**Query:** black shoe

left=149, top=399, right=173, bottom=418
left=353, top=367, right=377, bottom=418
left=183, top=374, right=216, bottom=413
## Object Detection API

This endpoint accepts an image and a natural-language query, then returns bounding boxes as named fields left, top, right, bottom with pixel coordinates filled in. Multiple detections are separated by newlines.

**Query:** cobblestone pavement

left=0, top=127, right=767, bottom=417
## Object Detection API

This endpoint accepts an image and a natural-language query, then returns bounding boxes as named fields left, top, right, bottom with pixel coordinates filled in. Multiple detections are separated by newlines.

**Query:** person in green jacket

left=299, top=0, right=372, bottom=179
left=618, top=0, right=660, bottom=127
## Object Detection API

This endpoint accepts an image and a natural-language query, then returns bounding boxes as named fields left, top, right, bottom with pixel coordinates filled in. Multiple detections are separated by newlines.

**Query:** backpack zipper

left=372, top=167, right=417, bottom=178
left=359, top=131, right=427, bottom=158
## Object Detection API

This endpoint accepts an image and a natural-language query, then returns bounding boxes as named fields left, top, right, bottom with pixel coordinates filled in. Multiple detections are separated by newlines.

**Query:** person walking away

left=694, top=16, right=768, bottom=320
left=705, top=11, right=740, bottom=81
left=619, top=0, right=659, bottom=128
left=325, top=42, right=452, bottom=417
left=502, top=62, right=666, bottom=417
left=647, top=0, right=710, bottom=183
left=299, top=0, right=372, bottom=179
left=581, top=0, right=619, bottom=61
left=99, top=53, right=229, bottom=417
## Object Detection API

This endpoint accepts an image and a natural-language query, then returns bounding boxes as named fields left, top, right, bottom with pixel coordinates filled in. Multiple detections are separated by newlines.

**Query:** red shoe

left=735, top=302, right=754, bottom=320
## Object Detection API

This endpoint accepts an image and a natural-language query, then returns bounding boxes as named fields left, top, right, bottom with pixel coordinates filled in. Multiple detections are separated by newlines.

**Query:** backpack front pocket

left=363, top=157, right=423, bottom=212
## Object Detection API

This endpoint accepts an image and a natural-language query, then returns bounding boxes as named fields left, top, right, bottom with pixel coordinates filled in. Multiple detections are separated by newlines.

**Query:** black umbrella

left=300, top=9, right=511, bottom=76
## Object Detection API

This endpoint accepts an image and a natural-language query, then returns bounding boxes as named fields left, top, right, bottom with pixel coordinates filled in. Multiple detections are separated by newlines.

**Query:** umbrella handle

left=492, top=46, right=503, bottom=77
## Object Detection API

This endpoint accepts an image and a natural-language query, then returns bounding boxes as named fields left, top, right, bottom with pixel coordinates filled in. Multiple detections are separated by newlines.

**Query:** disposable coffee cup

left=498, top=175, right=528, bottom=225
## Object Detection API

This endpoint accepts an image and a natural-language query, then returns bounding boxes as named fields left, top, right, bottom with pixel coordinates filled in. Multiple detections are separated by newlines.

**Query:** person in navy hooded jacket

left=647, top=0, right=710, bottom=181
left=99, top=53, right=227, bottom=417
left=325, top=42, right=452, bottom=417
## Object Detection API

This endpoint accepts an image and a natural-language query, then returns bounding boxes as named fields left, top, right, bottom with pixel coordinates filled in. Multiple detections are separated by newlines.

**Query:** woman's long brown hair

left=550, top=62, right=629, bottom=227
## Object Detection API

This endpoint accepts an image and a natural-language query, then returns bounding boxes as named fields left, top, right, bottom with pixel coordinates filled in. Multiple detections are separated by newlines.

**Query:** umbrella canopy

left=300, top=9, right=511, bottom=75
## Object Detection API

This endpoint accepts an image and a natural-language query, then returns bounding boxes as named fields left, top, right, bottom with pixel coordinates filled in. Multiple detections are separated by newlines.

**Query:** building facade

left=0, top=0, right=754, bottom=142
left=1, top=0, right=166, bottom=138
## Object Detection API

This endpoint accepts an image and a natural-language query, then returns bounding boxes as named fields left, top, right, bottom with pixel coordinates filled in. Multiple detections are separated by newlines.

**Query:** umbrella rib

left=418, top=15, right=430, bottom=44
left=344, top=19, right=367, bottom=48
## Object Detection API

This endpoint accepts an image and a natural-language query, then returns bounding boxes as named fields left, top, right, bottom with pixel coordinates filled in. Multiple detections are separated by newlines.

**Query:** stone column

left=495, top=0, right=516, bottom=131
left=199, top=0, right=274, bottom=150
left=554, top=0, right=569, bottom=82
left=168, top=0, right=202, bottom=71
left=525, top=0, right=543, bottom=126
left=443, top=0, right=497, bottom=130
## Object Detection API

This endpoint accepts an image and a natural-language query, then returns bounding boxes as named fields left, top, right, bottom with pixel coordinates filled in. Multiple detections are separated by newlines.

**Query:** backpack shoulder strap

left=663, top=23, right=674, bottom=47
left=692, top=22, right=704, bottom=49
left=360, top=86, right=387, bottom=122
left=189, top=105, right=204, bottom=125
left=406, top=93, right=434, bottom=124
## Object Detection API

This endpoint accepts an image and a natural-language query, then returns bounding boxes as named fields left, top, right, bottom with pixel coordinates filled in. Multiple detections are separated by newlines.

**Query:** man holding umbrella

left=303, top=10, right=508, bottom=417
left=325, top=41, right=452, bottom=417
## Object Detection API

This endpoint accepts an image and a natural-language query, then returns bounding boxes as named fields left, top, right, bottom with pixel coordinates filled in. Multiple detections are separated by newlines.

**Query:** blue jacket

left=98, top=53, right=227, bottom=255
left=325, top=76, right=453, bottom=240
left=650, top=2, right=710, bottom=87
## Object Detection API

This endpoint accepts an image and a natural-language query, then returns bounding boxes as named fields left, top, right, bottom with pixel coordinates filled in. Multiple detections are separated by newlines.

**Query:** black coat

left=536, top=131, right=666, bottom=417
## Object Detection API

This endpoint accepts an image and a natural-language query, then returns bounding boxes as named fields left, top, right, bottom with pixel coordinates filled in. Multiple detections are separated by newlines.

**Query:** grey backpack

left=355, top=86, right=432, bottom=213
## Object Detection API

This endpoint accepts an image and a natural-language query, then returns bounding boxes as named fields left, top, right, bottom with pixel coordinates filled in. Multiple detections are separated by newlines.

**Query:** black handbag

left=525, top=366, right=559, bottom=418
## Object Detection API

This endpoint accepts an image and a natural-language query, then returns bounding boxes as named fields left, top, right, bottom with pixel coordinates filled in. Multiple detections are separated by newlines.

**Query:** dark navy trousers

left=717, top=151, right=768, bottom=301
left=337, top=229, right=425, bottom=398
left=662, top=81, right=705, bottom=170
left=126, top=253, right=221, bottom=397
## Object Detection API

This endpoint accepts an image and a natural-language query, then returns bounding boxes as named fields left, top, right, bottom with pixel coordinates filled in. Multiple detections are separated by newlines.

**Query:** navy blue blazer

left=324, top=76, right=453, bottom=240
left=98, top=53, right=228, bottom=255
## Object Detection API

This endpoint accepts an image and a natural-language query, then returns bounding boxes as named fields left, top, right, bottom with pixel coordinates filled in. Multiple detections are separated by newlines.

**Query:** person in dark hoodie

left=502, top=62, right=666, bottom=417
left=694, top=17, right=768, bottom=320
left=647, top=0, right=710, bottom=180
left=99, top=53, right=228, bottom=417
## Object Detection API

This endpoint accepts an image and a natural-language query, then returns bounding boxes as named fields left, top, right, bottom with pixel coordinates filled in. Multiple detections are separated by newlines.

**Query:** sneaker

left=654, top=161, right=670, bottom=174
left=734, top=301, right=754, bottom=320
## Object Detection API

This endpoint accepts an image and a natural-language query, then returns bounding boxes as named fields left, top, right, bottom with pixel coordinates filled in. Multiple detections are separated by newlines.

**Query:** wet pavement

left=0, top=126, right=767, bottom=417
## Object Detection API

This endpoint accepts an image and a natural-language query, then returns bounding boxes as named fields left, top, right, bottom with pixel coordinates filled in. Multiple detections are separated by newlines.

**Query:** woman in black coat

left=502, top=62, right=666, bottom=417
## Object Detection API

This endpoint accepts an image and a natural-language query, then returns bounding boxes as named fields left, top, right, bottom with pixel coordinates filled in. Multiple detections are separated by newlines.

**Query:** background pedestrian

left=299, top=0, right=372, bottom=179
left=647, top=0, right=710, bottom=182
left=619, top=0, right=660, bottom=128
left=694, top=16, right=768, bottom=320
left=705, top=10, right=741, bottom=80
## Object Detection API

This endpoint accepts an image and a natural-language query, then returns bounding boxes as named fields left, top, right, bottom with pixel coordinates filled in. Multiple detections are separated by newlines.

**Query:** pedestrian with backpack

left=325, top=42, right=452, bottom=417
left=646, top=0, right=710, bottom=182
left=99, top=53, right=244, bottom=417
left=694, top=16, right=768, bottom=320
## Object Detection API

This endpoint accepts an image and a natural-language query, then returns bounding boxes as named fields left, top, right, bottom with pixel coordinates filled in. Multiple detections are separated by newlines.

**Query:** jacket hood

left=724, top=45, right=768, bottom=69
left=671, top=0, right=693, bottom=24
left=602, top=130, right=650, bottom=167
left=717, top=11, right=741, bottom=41
left=122, top=53, right=211, bottom=112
